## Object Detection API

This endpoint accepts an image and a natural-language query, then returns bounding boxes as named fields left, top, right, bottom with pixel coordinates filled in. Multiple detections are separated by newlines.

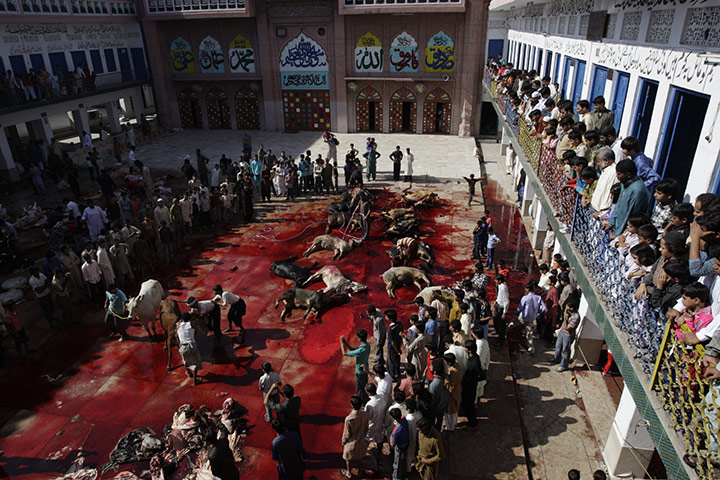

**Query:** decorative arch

left=229, top=34, right=255, bottom=73
left=356, top=86, right=382, bottom=132
left=170, top=36, right=194, bottom=74
left=178, top=87, right=201, bottom=129
left=199, top=35, right=224, bottom=73
left=389, top=87, right=417, bottom=133
left=425, top=30, right=455, bottom=73
left=423, top=87, right=452, bottom=134
left=355, top=31, right=383, bottom=73
left=235, top=87, right=260, bottom=130
left=390, top=31, right=418, bottom=73
left=206, top=88, right=231, bottom=129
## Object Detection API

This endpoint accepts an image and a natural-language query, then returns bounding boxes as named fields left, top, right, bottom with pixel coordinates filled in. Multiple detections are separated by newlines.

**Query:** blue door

left=554, top=53, right=561, bottom=85
left=562, top=57, right=571, bottom=99
left=571, top=60, right=586, bottom=107
left=9, top=55, right=27, bottom=76
left=631, top=78, right=659, bottom=151
left=70, top=51, right=87, bottom=71
left=590, top=66, right=608, bottom=104
left=544, top=50, right=552, bottom=77
left=656, top=87, right=709, bottom=195
left=130, top=48, right=147, bottom=80
left=48, top=52, right=68, bottom=75
left=29, top=54, right=45, bottom=73
left=89, top=50, right=104, bottom=74
left=117, top=48, right=132, bottom=81
left=488, top=39, right=504, bottom=64
left=104, top=49, right=116, bottom=72
left=611, top=71, right=630, bottom=133
left=537, top=48, right=543, bottom=73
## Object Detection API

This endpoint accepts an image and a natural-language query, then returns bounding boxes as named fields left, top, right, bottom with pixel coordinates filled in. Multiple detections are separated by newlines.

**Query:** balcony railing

left=484, top=70, right=715, bottom=479
left=146, top=0, right=245, bottom=13
left=3, top=0, right=135, bottom=14
left=343, top=0, right=461, bottom=4
left=0, top=71, right=149, bottom=115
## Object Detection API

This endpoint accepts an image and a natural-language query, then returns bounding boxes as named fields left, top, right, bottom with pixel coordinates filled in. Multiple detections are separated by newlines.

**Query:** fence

left=485, top=71, right=716, bottom=479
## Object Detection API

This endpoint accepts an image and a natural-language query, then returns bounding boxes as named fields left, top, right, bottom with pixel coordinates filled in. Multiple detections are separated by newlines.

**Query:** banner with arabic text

left=390, top=31, right=418, bottom=73
left=279, top=34, right=329, bottom=90
left=425, top=30, right=455, bottom=73
left=229, top=34, right=255, bottom=74
left=354, top=32, right=383, bottom=73
left=199, top=35, right=224, bottom=74
left=170, top=36, right=194, bottom=74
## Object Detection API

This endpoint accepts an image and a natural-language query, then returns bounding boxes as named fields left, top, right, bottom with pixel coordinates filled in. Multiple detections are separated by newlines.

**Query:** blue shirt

left=487, top=234, right=500, bottom=250
left=608, top=177, right=649, bottom=234
left=271, top=431, right=304, bottom=478
left=106, top=289, right=127, bottom=315
left=424, top=318, right=438, bottom=345
left=632, top=152, right=661, bottom=196
left=347, top=342, right=370, bottom=375
left=516, top=292, right=546, bottom=321
left=391, top=417, right=409, bottom=448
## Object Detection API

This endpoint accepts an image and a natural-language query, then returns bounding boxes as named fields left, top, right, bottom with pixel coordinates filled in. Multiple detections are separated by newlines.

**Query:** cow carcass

left=403, top=190, right=438, bottom=208
left=274, top=287, right=349, bottom=324
left=302, top=265, right=368, bottom=295
left=381, top=267, right=431, bottom=299
left=270, top=256, right=318, bottom=286
left=303, top=235, right=361, bottom=260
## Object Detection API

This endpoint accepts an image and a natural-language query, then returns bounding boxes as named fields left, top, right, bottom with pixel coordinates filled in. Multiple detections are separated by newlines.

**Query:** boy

left=578, top=167, right=599, bottom=207
left=551, top=299, right=580, bottom=371
left=472, top=218, right=489, bottom=259
left=463, top=174, right=481, bottom=207
left=259, top=362, right=282, bottom=421
left=496, top=259, right=510, bottom=281
left=486, top=227, right=501, bottom=269
left=651, top=178, right=680, bottom=233
left=674, top=282, right=712, bottom=346
left=664, top=202, right=694, bottom=239
left=568, top=131, right=587, bottom=158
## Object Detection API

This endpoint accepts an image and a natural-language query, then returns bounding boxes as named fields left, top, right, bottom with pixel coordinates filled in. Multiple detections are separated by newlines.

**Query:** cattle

left=326, top=211, right=348, bottom=234
left=303, top=235, right=361, bottom=260
left=402, top=190, right=438, bottom=207
left=274, top=287, right=349, bottom=324
left=381, top=267, right=431, bottom=299
left=159, top=297, right=181, bottom=371
left=127, top=279, right=164, bottom=341
left=270, top=256, right=319, bottom=286
left=302, top=265, right=368, bottom=295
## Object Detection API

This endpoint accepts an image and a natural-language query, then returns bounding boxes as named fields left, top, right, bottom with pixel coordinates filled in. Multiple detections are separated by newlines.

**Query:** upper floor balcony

left=145, top=0, right=245, bottom=14
left=0, top=0, right=135, bottom=16
left=484, top=71, right=719, bottom=480
left=339, top=0, right=465, bottom=14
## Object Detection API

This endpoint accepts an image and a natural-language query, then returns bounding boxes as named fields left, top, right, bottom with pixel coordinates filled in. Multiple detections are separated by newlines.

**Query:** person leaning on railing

left=601, top=159, right=649, bottom=240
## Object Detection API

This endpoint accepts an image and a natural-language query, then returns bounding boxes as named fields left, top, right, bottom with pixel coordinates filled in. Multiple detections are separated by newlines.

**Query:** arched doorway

left=235, top=87, right=260, bottom=130
left=389, top=87, right=416, bottom=133
left=178, top=87, right=201, bottom=129
left=423, top=87, right=452, bottom=133
left=356, top=86, right=382, bottom=132
left=206, top=88, right=231, bottom=129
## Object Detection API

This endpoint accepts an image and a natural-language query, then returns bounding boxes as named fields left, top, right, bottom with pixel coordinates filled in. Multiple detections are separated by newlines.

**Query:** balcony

left=484, top=72, right=716, bottom=480
left=145, top=0, right=245, bottom=13
left=339, top=0, right=464, bottom=14
left=0, top=71, right=149, bottom=116
left=1, top=0, right=135, bottom=15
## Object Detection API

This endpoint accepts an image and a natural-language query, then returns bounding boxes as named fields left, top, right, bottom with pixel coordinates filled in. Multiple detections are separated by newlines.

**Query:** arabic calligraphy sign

left=425, top=30, right=455, bottom=73
left=170, top=36, right=194, bottom=74
left=279, top=33, right=329, bottom=90
left=199, top=35, right=224, bottom=74
left=355, top=32, right=383, bottom=73
left=390, top=31, right=418, bottom=73
left=229, top=34, right=255, bottom=74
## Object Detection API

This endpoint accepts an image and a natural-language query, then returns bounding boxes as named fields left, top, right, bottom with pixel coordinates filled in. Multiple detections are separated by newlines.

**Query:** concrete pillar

left=331, top=10, right=348, bottom=133
left=26, top=117, right=54, bottom=162
left=456, top=0, right=485, bottom=137
left=416, top=98, right=424, bottom=134
left=104, top=101, right=123, bottom=133
left=382, top=97, right=389, bottom=133
left=530, top=200, right=548, bottom=250
left=603, top=387, right=654, bottom=478
left=123, top=95, right=136, bottom=118
left=0, top=128, right=20, bottom=181
left=71, top=108, right=91, bottom=143
left=575, top=293, right=605, bottom=367
left=229, top=97, right=238, bottom=131
left=521, top=179, right=535, bottom=217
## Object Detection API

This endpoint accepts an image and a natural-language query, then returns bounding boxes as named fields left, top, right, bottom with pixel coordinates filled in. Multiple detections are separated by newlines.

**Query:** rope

left=105, top=308, right=131, bottom=320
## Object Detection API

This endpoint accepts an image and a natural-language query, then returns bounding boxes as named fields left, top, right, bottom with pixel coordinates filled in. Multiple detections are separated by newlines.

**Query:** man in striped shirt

left=396, top=237, right=418, bottom=266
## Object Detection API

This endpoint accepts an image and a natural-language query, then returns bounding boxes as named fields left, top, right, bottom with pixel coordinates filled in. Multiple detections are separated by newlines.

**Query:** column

left=575, top=294, right=605, bottom=367
left=382, top=97, right=389, bottom=133
left=72, top=108, right=91, bottom=142
left=122, top=95, right=136, bottom=118
left=104, top=101, right=123, bottom=133
left=530, top=200, right=547, bottom=250
left=0, top=128, right=20, bottom=182
left=26, top=117, right=54, bottom=161
left=603, top=387, right=654, bottom=478
left=456, top=0, right=485, bottom=136
left=331, top=11, right=348, bottom=133
left=521, top=178, right=535, bottom=217
left=200, top=97, right=209, bottom=130
left=416, top=97, right=424, bottom=134
left=229, top=96, right=238, bottom=130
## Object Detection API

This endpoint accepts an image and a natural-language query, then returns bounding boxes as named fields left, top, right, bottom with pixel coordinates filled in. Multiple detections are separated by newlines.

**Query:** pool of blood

left=0, top=180, right=537, bottom=479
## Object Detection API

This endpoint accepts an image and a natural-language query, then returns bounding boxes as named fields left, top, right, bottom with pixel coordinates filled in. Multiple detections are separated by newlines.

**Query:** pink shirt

left=676, top=306, right=713, bottom=340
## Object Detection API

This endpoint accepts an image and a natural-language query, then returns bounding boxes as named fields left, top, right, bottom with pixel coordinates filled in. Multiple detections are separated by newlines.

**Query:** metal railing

left=0, top=71, right=149, bottom=115
left=146, top=0, right=245, bottom=13
left=485, top=70, right=713, bottom=479
left=343, top=0, right=462, bottom=5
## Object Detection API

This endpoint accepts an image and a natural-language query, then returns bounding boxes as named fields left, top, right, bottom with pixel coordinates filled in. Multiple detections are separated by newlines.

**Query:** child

left=664, top=202, right=694, bottom=239
left=568, top=131, right=587, bottom=158
left=651, top=259, right=690, bottom=312
left=538, top=264, right=552, bottom=290
left=472, top=218, right=489, bottom=259
left=674, top=282, right=712, bottom=345
left=464, top=174, right=481, bottom=207
left=259, top=362, right=282, bottom=421
left=551, top=253, right=563, bottom=271
left=3, top=301, right=30, bottom=358
left=484, top=209, right=493, bottom=227
left=635, top=231, right=687, bottom=303
left=543, top=126, right=558, bottom=151
left=486, top=227, right=501, bottom=269
left=595, top=183, right=622, bottom=223
left=578, top=166, right=598, bottom=207
left=496, top=259, right=510, bottom=281
left=624, top=243, right=656, bottom=286
left=636, top=223, right=659, bottom=248
left=561, top=157, right=589, bottom=191
left=612, top=213, right=651, bottom=259
left=651, top=178, right=680, bottom=233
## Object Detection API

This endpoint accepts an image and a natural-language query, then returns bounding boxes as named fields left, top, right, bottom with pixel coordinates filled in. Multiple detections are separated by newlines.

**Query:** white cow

left=302, top=265, right=368, bottom=295
left=127, top=279, right=165, bottom=341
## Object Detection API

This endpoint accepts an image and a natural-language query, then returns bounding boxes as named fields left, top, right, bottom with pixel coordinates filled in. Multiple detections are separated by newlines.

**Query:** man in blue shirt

left=620, top=136, right=660, bottom=198
left=104, top=284, right=129, bottom=341
left=603, top=159, right=650, bottom=238
left=506, top=281, right=546, bottom=354
left=424, top=306, right=439, bottom=347
left=389, top=407, right=410, bottom=480
left=341, top=329, right=370, bottom=403
left=270, top=419, right=304, bottom=480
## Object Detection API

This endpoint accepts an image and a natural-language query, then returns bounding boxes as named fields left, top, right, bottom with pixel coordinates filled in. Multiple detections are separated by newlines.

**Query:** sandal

left=340, top=468, right=352, bottom=479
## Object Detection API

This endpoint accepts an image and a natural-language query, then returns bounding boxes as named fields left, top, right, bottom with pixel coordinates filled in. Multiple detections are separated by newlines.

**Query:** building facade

left=141, top=0, right=488, bottom=135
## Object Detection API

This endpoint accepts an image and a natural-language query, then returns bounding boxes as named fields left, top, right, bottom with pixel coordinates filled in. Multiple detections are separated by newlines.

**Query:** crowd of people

left=488, top=62, right=720, bottom=471
left=0, top=63, right=100, bottom=108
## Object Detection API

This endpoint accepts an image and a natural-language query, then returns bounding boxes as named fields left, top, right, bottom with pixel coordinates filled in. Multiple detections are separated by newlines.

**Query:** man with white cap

left=154, top=198, right=171, bottom=227
left=187, top=296, right=222, bottom=345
